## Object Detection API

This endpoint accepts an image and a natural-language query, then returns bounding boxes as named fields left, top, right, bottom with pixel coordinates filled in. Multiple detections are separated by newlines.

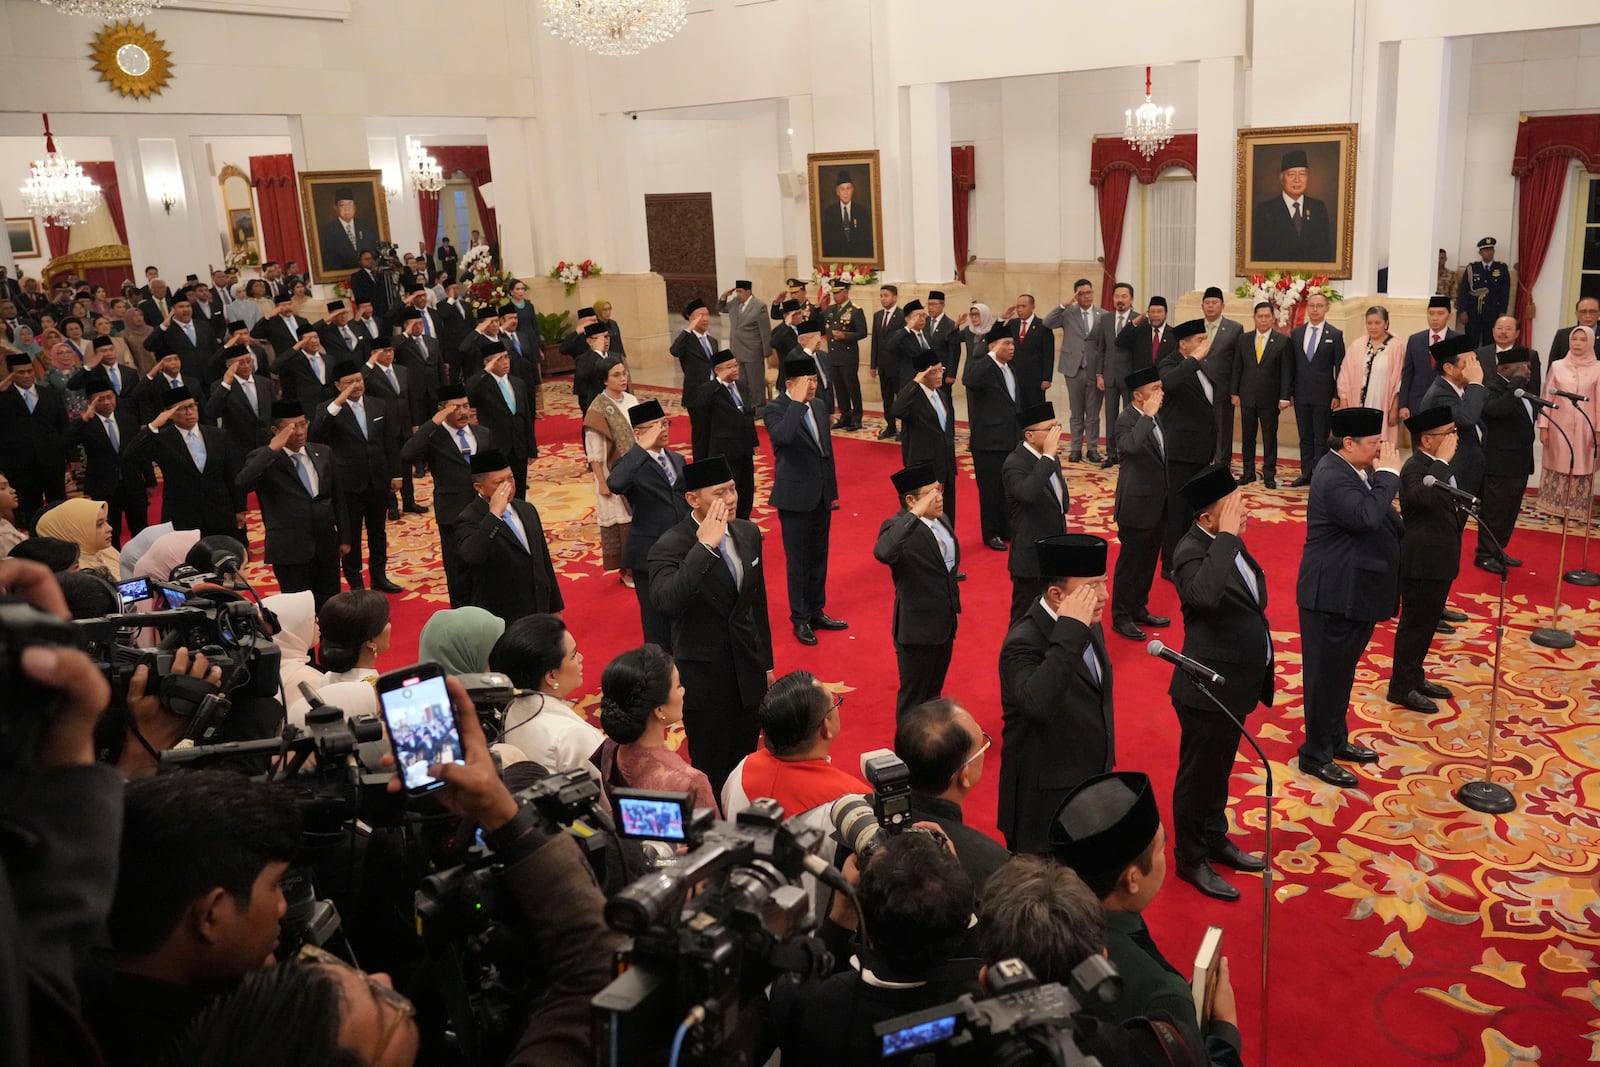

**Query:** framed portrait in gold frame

left=808, top=150, right=884, bottom=271
left=1235, top=123, right=1358, bottom=279
left=298, top=169, right=391, bottom=285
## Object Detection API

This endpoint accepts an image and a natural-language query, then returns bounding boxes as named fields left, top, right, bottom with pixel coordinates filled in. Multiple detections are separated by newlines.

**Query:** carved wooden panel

left=645, top=192, right=718, bottom=319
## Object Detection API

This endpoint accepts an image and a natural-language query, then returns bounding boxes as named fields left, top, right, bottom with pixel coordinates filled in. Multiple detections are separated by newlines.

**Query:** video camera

left=593, top=796, right=834, bottom=1065
left=876, top=956, right=1122, bottom=1067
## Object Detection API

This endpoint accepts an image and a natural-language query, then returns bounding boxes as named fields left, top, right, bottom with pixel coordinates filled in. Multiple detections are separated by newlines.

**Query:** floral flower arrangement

left=224, top=248, right=260, bottom=270
left=331, top=281, right=354, bottom=304
left=548, top=258, right=603, bottom=296
left=466, top=269, right=520, bottom=312
left=812, top=262, right=879, bottom=289
left=1234, top=272, right=1343, bottom=330
left=460, top=244, right=495, bottom=278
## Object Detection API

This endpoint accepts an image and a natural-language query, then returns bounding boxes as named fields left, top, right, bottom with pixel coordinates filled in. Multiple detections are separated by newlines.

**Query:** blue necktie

left=108, top=369, right=120, bottom=395
left=658, top=452, right=675, bottom=485
left=498, top=375, right=516, bottom=414
left=719, top=533, right=740, bottom=586
left=929, top=519, right=956, bottom=572
left=1082, top=645, right=1102, bottom=687
left=104, top=416, right=119, bottom=452
left=1152, top=418, right=1165, bottom=458
left=22, top=389, right=35, bottom=414
left=181, top=322, right=195, bottom=345
left=185, top=429, right=207, bottom=470
left=933, top=390, right=947, bottom=430
left=803, top=406, right=823, bottom=449
left=292, top=451, right=314, bottom=494
left=456, top=428, right=472, bottom=458
left=310, top=353, right=325, bottom=384
left=350, top=400, right=367, bottom=438
left=1306, top=325, right=1319, bottom=359
left=1235, top=553, right=1259, bottom=603
left=243, top=379, right=258, bottom=415
left=503, top=509, right=529, bottom=549
left=729, top=382, right=744, bottom=412
left=422, top=313, right=433, bottom=337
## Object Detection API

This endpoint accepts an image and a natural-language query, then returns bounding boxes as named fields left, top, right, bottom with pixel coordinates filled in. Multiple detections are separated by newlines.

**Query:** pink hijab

left=136, top=529, right=201, bottom=582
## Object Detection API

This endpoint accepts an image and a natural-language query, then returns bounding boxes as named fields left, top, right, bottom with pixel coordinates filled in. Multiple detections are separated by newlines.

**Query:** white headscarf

left=262, top=590, right=323, bottom=704
left=968, top=302, right=996, bottom=338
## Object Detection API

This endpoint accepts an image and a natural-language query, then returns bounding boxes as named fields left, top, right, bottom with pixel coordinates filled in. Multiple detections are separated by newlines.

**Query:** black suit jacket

left=308, top=395, right=401, bottom=494
left=202, top=377, right=274, bottom=461
left=65, top=364, right=140, bottom=401
left=251, top=314, right=313, bottom=359
left=1476, top=345, right=1543, bottom=399
left=647, top=515, right=773, bottom=712
left=1287, top=321, right=1345, bottom=406
left=1295, top=452, right=1403, bottom=622
left=395, top=335, right=444, bottom=422
left=402, top=421, right=496, bottom=526
left=362, top=363, right=414, bottom=432
left=869, top=306, right=905, bottom=373
left=319, top=218, right=376, bottom=271
left=435, top=301, right=473, bottom=372
left=819, top=198, right=872, bottom=259
left=608, top=446, right=691, bottom=572
left=467, top=371, right=534, bottom=461
left=893, top=382, right=957, bottom=489
left=64, top=409, right=148, bottom=500
left=1251, top=195, right=1333, bottom=262
left=0, top=381, right=69, bottom=472
left=147, top=319, right=219, bottom=388
left=962, top=354, right=1021, bottom=454
left=1155, top=350, right=1216, bottom=460
left=1400, top=327, right=1462, bottom=414
left=135, top=373, right=204, bottom=426
left=348, top=269, right=386, bottom=311
left=1231, top=329, right=1293, bottom=406
left=1001, top=444, right=1069, bottom=578
left=688, top=378, right=760, bottom=466
left=764, top=394, right=838, bottom=511
left=124, top=423, right=244, bottom=530
left=190, top=297, right=228, bottom=338
left=1112, top=407, right=1167, bottom=531
left=997, top=607, right=1114, bottom=852
left=1168, top=527, right=1274, bottom=716
left=1008, top=316, right=1055, bottom=404
left=273, top=351, right=337, bottom=413
left=236, top=444, right=342, bottom=565
left=1398, top=451, right=1463, bottom=582
left=456, top=496, right=564, bottom=622
left=889, top=328, right=936, bottom=388
left=873, top=511, right=960, bottom=646
left=1480, top=376, right=1537, bottom=479
left=316, top=321, right=370, bottom=365
left=136, top=295, right=173, bottom=328
left=1116, top=319, right=1176, bottom=380
left=1419, top=376, right=1487, bottom=495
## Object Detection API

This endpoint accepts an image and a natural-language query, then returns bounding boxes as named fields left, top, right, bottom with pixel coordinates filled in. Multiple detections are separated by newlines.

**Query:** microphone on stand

left=1514, top=388, right=1557, bottom=410
left=1146, top=639, right=1226, bottom=685
left=1422, top=474, right=1480, bottom=507
left=1553, top=388, right=1590, bottom=404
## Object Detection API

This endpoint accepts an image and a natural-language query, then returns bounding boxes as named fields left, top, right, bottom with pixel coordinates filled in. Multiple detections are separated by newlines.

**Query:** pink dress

left=1336, top=334, right=1403, bottom=446
left=1535, top=351, right=1600, bottom=519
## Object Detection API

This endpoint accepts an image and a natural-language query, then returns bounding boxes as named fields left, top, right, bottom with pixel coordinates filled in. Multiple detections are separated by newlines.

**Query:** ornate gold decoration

left=89, top=21, right=172, bottom=99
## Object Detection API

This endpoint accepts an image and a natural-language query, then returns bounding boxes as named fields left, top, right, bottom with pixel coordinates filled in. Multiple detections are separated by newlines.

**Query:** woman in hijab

left=1537, top=325, right=1600, bottom=519
left=135, top=528, right=202, bottom=583
left=119, top=521, right=173, bottom=578
left=35, top=498, right=121, bottom=574
left=261, top=590, right=325, bottom=703
left=419, top=606, right=506, bottom=676
left=119, top=307, right=156, bottom=374
left=581, top=357, right=638, bottom=584
left=956, top=301, right=997, bottom=380
left=11, top=325, right=40, bottom=360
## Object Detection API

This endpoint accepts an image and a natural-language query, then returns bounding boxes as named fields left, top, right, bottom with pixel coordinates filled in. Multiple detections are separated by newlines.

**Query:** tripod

left=1560, top=395, right=1600, bottom=586
left=1190, top=676, right=1275, bottom=1067
left=1531, top=415, right=1579, bottom=649
left=1456, top=504, right=1516, bottom=814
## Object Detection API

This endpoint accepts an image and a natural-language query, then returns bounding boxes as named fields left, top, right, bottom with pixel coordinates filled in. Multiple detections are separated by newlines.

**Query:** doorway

left=644, top=192, right=718, bottom=319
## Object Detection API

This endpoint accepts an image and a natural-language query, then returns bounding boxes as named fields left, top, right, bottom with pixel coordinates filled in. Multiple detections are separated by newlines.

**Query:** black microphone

left=1422, top=474, right=1480, bottom=507
left=1554, top=389, right=1589, bottom=404
left=1514, top=388, right=1557, bottom=410
left=1146, top=640, right=1225, bottom=685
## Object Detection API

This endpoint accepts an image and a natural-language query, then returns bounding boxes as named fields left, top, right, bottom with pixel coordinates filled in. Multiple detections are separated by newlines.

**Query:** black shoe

left=1300, top=758, right=1358, bottom=788
left=403, top=503, right=429, bottom=515
left=1086, top=451, right=1104, bottom=463
left=877, top=427, right=898, bottom=440
left=831, top=502, right=840, bottom=511
left=386, top=506, right=401, bottom=522
left=1159, top=569, right=1174, bottom=583
left=986, top=537, right=1008, bottom=551
left=1334, top=742, right=1381, bottom=763
left=1290, top=474, right=1311, bottom=487
left=1475, top=556, right=1507, bottom=575
left=1113, top=620, right=1147, bottom=641
left=832, top=418, right=848, bottom=429
left=1435, top=620, right=1456, bottom=635
left=372, top=578, right=404, bottom=594
left=1263, top=475, right=1277, bottom=490
left=1441, top=608, right=1468, bottom=623
left=1176, top=861, right=1240, bottom=902
left=1067, top=452, right=1082, bottom=463
left=956, top=572, right=967, bottom=581
left=1101, top=456, right=1118, bottom=469
left=1387, top=688, right=1439, bottom=713
left=1239, top=472, right=1257, bottom=485
left=1135, top=612, right=1171, bottom=628
left=413, top=463, right=428, bottom=478
left=793, top=622, right=818, bottom=645
left=1501, top=554, right=1523, bottom=567
left=1418, top=680, right=1453, bottom=699
left=1210, top=841, right=1266, bottom=872
left=812, top=613, right=848, bottom=631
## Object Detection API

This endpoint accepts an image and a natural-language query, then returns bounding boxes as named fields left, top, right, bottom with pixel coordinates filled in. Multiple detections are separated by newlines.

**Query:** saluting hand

left=1043, top=422, right=1064, bottom=457
left=1061, top=584, right=1100, bottom=627
left=1376, top=439, right=1401, bottom=470
left=268, top=422, right=294, bottom=451
left=696, top=498, right=729, bottom=549
left=489, top=478, right=515, bottom=515
left=150, top=406, right=174, bottom=430
left=1437, top=428, right=1459, bottom=464
left=1216, top=490, right=1244, bottom=536
left=1462, top=357, right=1484, bottom=386
left=335, top=380, right=359, bottom=405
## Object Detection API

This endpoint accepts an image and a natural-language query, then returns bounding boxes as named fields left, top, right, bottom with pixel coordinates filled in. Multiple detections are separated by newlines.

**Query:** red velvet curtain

left=951, top=145, right=975, bottom=283
left=248, top=153, right=309, bottom=273
left=1088, top=134, right=1198, bottom=307
left=1511, top=116, right=1600, bottom=344
left=43, top=221, right=70, bottom=260
left=78, top=161, right=127, bottom=245
left=418, top=190, right=440, bottom=260
left=430, top=146, right=495, bottom=248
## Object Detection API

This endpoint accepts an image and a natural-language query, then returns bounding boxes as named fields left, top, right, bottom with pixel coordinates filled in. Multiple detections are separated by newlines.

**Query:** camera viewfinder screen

left=117, top=577, right=151, bottom=608
left=881, top=1014, right=957, bottom=1055
left=381, top=674, right=463, bottom=791
left=617, top=796, right=687, bottom=841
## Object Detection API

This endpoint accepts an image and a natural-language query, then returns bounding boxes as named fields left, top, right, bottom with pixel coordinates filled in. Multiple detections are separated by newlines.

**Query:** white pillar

left=1000, top=76, right=1061, bottom=267
left=486, top=118, right=539, bottom=277
left=1193, top=57, right=1242, bottom=290
left=1387, top=37, right=1461, bottom=297
left=907, top=82, right=954, bottom=283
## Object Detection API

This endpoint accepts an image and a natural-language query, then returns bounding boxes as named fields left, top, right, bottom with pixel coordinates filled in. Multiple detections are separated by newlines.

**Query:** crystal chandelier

left=35, top=0, right=167, bottom=18
left=541, top=0, right=687, bottom=57
left=407, top=138, right=445, bottom=194
left=1123, top=66, right=1175, bottom=160
left=20, top=114, right=101, bottom=227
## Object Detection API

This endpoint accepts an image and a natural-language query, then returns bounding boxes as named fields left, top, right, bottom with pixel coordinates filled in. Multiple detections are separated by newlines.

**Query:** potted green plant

left=537, top=310, right=573, bottom=375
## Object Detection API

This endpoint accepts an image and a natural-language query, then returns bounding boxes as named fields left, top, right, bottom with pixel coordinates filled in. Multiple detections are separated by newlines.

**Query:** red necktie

left=1431, top=332, right=1440, bottom=345
left=1151, top=328, right=1160, bottom=362
left=1020, top=319, right=1028, bottom=342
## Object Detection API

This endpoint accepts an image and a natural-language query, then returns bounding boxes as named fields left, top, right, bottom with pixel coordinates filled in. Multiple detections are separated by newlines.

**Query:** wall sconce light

left=383, top=181, right=400, bottom=202
left=160, top=184, right=177, bottom=214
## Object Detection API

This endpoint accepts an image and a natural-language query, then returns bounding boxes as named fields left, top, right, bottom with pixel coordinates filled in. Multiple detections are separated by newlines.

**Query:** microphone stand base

left=1563, top=568, right=1600, bottom=586
left=1456, top=779, right=1516, bottom=814
left=1530, top=626, right=1576, bottom=650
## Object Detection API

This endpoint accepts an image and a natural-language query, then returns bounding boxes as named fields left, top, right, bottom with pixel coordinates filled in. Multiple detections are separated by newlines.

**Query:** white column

left=906, top=82, right=954, bottom=283
left=1193, top=57, right=1242, bottom=290
left=486, top=118, right=538, bottom=277
left=783, top=94, right=817, bottom=282
left=1000, top=76, right=1061, bottom=266
left=1386, top=37, right=1459, bottom=297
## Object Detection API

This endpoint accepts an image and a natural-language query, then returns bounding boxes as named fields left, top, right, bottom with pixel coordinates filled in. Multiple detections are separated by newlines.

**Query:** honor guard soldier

left=824, top=279, right=867, bottom=430
left=1456, top=237, right=1510, bottom=347
left=874, top=465, right=961, bottom=718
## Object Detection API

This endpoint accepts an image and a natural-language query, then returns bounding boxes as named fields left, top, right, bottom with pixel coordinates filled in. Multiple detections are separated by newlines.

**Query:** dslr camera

left=830, top=748, right=934, bottom=864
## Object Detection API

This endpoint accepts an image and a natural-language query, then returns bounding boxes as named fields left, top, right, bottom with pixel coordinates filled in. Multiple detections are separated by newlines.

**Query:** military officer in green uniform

left=823, top=279, right=867, bottom=430
left=1457, top=237, right=1510, bottom=347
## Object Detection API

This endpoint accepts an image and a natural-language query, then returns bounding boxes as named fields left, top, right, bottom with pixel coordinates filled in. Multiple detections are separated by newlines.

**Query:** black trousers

left=895, top=641, right=954, bottom=719
left=1103, top=382, right=1130, bottom=458
left=1010, top=575, right=1049, bottom=624
left=727, top=451, right=756, bottom=521
left=439, top=522, right=467, bottom=607
left=1294, top=400, right=1331, bottom=473
left=1298, top=607, right=1376, bottom=765
left=1476, top=472, right=1528, bottom=560
left=632, top=567, right=673, bottom=649
left=1162, top=461, right=1207, bottom=574
left=779, top=505, right=831, bottom=622
left=273, top=556, right=342, bottom=610
left=1462, top=317, right=1497, bottom=348
left=389, top=433, right=420, bottom=510
left=1111, top=524, right=1163, bottom=626
left=878, top=371, right=901, bottom=431
left=3, top=461, right=64, bottom=528
left=1172, top=700, right=1245, bottom=866
left=830, top=356, right=862, bottom=425
left=1239, top=404, right=1281, bottom=476
left=940, top=469, right=958, bottom=528
left=104, top=482, right=149, bottom=546
left=682, top=703, right=761, bottom=798
left=1213, top=397, right=1236, bottom=466
left=509, top=449, right=530, bottom=499
left=338, top=485, right=390, bottom=586
left=1391, top=575, right=1451, bottom=694
left=973, top=450, right=1011, bottom=542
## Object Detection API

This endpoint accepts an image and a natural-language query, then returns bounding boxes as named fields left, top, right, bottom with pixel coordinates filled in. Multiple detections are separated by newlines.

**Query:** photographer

left=168, top=674, right=621, bottom=1067
left=894, top=698, right=1011, bottom=894
left=81, top=770, right=299, bottom=1066
left=767, top=831, right=982, bottom=1062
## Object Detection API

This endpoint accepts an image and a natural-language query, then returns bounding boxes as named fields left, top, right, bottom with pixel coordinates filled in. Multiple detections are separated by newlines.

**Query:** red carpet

left=236, top=383, right=1600, bottom=1066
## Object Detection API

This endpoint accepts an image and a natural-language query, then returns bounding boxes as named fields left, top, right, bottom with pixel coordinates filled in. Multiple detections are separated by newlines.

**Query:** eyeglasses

left=297, top=944, right=414, bottom=1061
left=962, top=731, right=993, bottom=768
left=811, top=692, right=844, bottom=733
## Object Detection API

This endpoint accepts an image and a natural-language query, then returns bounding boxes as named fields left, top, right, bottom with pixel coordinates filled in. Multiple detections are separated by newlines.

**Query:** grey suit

left=1203, top=316, right=1245, bottom=463
left=1044, top=301, right=1107, bottom=457
left=1085, top=308, right=1136, bottom=458
left=719, top=293, right=771, bottom=412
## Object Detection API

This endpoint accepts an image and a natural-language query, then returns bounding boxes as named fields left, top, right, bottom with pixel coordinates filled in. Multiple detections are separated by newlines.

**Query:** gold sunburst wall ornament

left=90, top=21, right=172, bottom=99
